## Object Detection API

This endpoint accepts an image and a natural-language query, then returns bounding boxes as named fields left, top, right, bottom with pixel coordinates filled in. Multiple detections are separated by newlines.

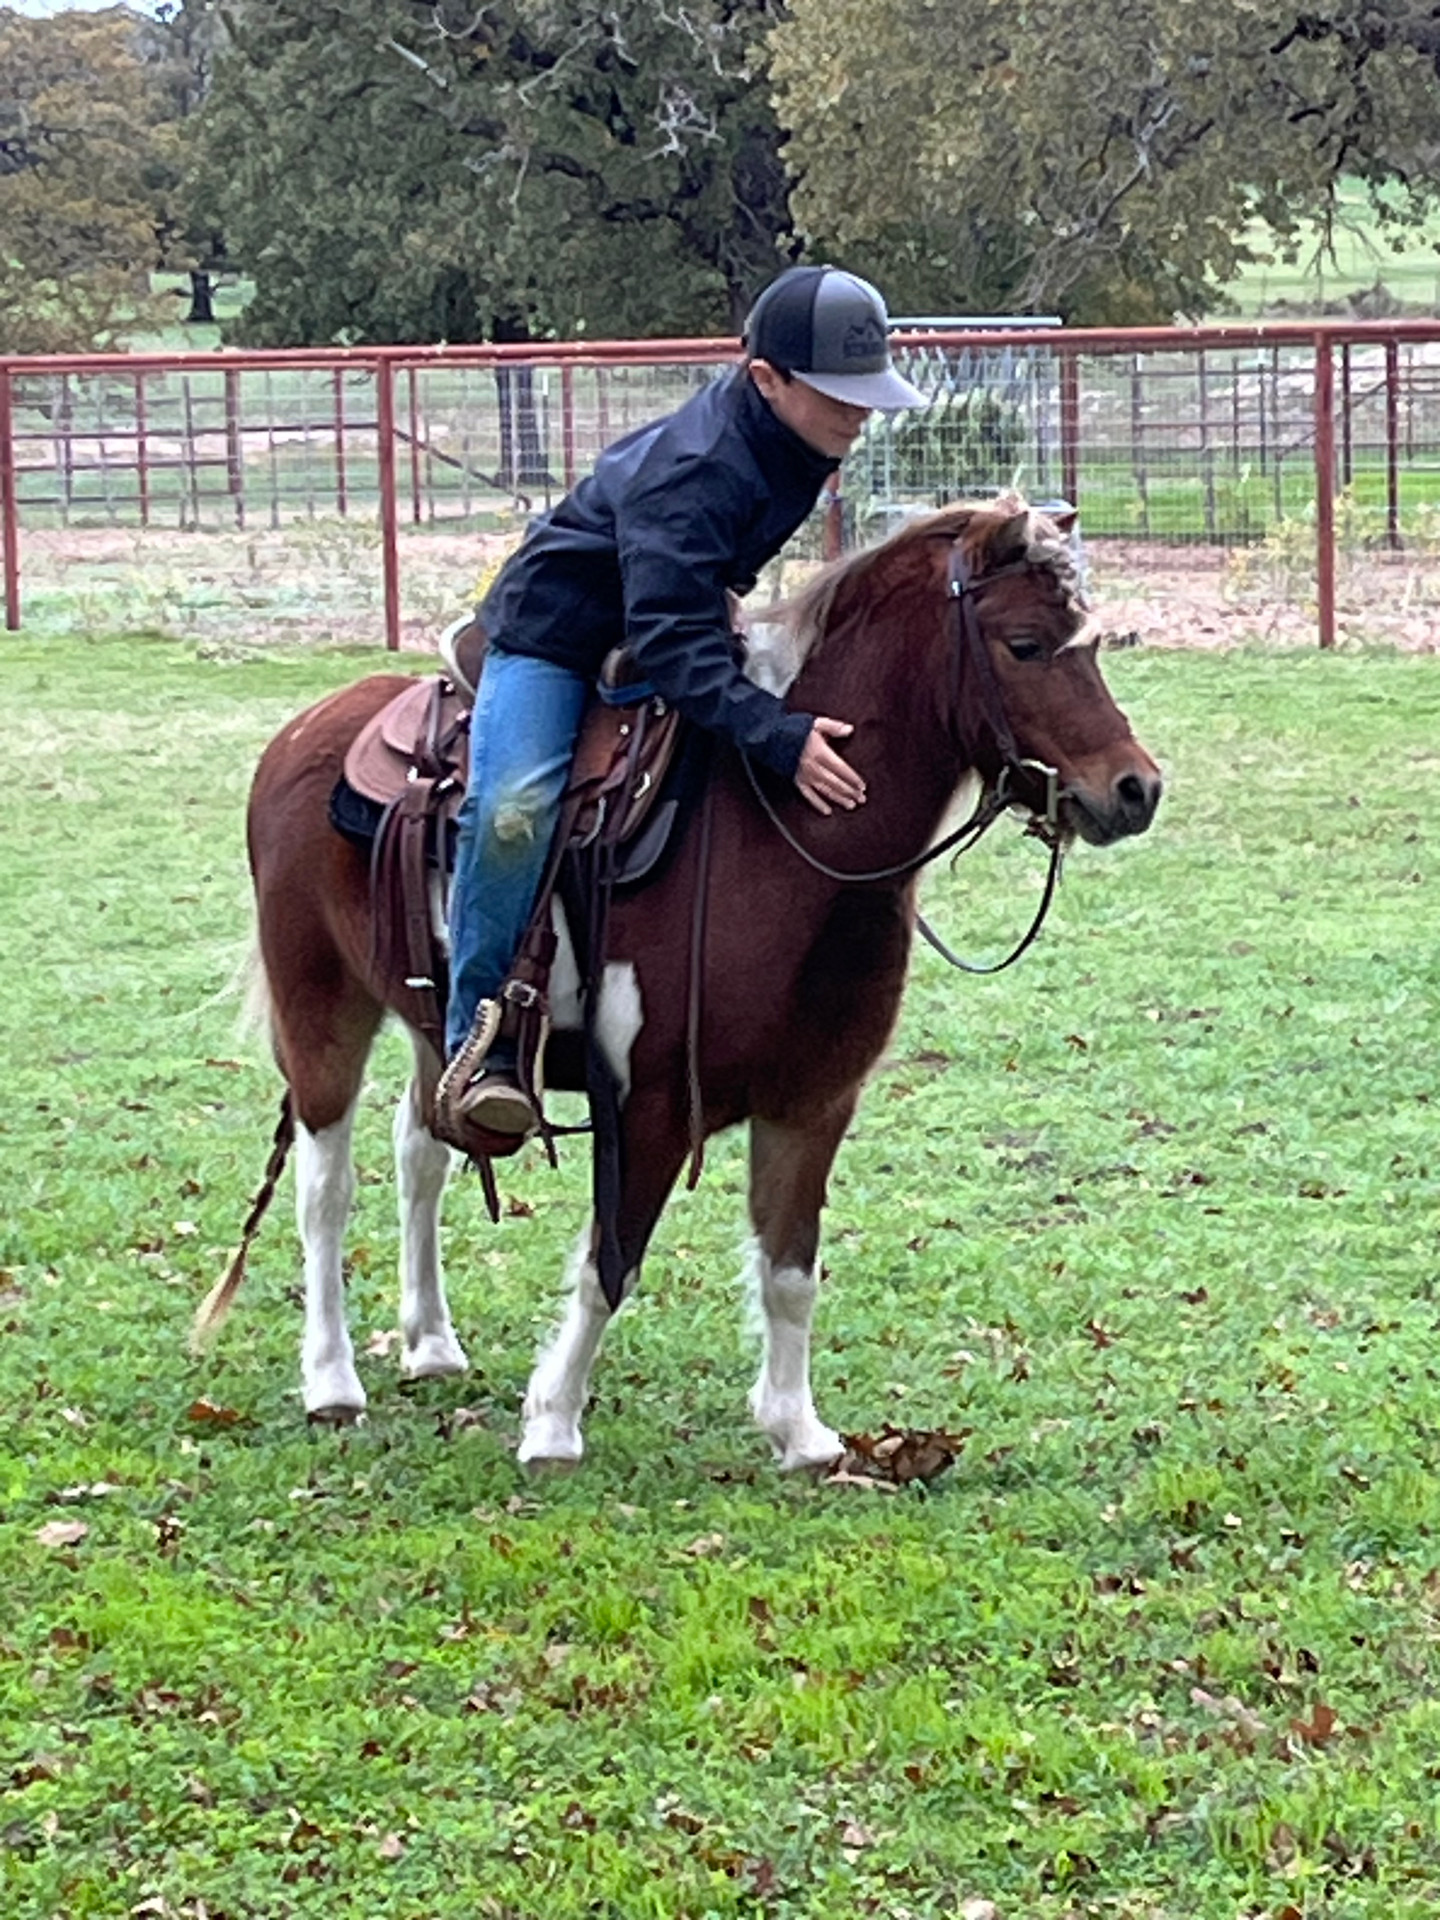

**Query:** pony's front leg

left=747, top=1108, right=855, bottom=1471
left=395, top=1069, right=468, bottom=1381
left=296, top=1102, right=366, bottom=1420
left=518, top=1229, right=626, bottom=1467
left=519, top=1073, right=686, bottom=1468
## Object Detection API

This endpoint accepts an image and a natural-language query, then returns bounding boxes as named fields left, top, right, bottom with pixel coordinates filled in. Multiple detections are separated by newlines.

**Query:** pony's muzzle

left=1066, top=764, right=1163, bottom=845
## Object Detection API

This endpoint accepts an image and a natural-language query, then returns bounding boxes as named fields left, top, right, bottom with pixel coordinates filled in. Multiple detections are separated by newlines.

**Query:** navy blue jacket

left=480, top=368, right=838, bottom=779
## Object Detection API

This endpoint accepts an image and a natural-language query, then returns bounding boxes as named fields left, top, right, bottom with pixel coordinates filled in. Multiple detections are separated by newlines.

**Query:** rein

left=741, top=539, right=1067, bottom=974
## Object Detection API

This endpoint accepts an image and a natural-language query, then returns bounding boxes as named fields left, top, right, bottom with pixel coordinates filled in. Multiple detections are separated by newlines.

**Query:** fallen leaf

left=837, top=1424, right=969, bottom=1486
left=1290, top=1700, right=1340, bottom=1747
left=35, top=1520, right=88, bottom=1549
left=186, top=1397, right=242, bottom=1427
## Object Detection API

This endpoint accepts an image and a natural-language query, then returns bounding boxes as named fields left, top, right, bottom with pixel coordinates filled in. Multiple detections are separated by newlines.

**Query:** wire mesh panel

left=7, top=326, right=1440, bottom=648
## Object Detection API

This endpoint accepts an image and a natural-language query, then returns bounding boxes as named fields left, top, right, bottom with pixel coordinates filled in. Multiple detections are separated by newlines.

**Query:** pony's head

left=782, top=495, right=1160, bottom=847
left=946, top=494, right=1160, bottom=844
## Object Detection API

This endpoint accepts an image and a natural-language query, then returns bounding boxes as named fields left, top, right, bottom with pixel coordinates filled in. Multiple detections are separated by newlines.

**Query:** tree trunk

left=492, top=313, right=553, bottom=493
left=185, top=270, right=216, bottom=324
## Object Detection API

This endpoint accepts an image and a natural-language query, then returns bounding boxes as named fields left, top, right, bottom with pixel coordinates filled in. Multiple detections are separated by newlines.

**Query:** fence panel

left=6, top=323, right=1440, bottom=651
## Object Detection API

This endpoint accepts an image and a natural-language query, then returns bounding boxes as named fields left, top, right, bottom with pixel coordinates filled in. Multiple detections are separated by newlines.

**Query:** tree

left=0, top=7, right=173, bottom=353
left=769, top=0, right=1440, bottom=322
left=139, top=1, right=230, bottom=323
left=191, top=0, right=794, bottom=348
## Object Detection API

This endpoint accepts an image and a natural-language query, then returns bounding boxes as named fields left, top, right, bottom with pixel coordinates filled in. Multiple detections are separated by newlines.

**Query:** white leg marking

left=549, top=896, right=582, bottom=1030
left=519, top=1230, right=629, bottom=1467
left=594, top=961, right=643, bottom=1101
left=395, top=1073, right=468, bottom=1381
left=543, top=909, right=642, bottom=1102
left=746, top=1239, right=843, bottom=1471
left=297, top=1104, right=366, bottom=1418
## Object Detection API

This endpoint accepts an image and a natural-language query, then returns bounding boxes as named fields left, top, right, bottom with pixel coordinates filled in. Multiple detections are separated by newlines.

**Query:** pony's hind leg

left=747, top=1106, right=855, bottom=1471
left=264, top=944, right=384, bottom=1421
left=296, top=1098, right=367, bottom=1420
left=394, top=1052, right=468, bottom=1381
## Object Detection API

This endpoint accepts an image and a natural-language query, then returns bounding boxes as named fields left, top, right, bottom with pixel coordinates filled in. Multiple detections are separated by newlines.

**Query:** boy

left=436, top=264, right=926, bottom=1150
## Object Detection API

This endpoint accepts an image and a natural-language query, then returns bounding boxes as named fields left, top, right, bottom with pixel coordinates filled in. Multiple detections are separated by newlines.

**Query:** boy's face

left=748, top=360, right=871, bottom=460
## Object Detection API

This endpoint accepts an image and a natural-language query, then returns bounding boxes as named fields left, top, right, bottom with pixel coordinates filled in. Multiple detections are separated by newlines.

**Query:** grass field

left=1, top=625, right=1439, bottom=1918
left=1226, top=182, right=1440, bottom=318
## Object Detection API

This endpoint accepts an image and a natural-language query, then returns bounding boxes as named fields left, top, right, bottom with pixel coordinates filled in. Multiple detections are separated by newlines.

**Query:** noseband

left=741, top=537, right=1067, bottom=974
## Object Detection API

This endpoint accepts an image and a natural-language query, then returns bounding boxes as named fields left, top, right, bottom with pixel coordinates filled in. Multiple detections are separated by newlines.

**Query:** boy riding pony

left=435, top=264, right=925, bottom=1155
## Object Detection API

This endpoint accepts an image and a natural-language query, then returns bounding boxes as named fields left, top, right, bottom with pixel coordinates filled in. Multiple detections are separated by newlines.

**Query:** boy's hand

left=795, top=718, right=866, bottom=815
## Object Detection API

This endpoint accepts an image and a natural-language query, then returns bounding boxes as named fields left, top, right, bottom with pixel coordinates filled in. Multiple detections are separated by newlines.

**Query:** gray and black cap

left=743, top=265, right=925, bottom=411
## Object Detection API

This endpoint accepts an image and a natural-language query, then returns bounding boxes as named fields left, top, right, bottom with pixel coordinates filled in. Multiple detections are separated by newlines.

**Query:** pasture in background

left=1, top=619, right=1438, bottom=1916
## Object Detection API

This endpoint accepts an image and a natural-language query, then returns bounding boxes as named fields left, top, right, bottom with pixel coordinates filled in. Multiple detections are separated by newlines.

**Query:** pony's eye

left=1005, top=637, right=1044, bottom=662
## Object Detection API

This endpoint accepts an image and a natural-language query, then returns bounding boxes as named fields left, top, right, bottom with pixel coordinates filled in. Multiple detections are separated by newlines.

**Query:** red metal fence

left=5, top=319, right=1440, bottom=651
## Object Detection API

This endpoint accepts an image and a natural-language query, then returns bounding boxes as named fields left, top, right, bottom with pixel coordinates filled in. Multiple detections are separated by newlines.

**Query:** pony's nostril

left=1116, top=772, right=1155, bottom=816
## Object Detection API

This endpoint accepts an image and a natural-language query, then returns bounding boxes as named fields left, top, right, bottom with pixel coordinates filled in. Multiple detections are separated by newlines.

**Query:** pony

left=198, top=497, right=1162, bottom=1469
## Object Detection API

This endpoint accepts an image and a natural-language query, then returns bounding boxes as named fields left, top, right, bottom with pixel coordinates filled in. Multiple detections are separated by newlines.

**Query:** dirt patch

left=1086, top=538, right=1440, bottom=653
left=11, top=520, right=1440, bottom=654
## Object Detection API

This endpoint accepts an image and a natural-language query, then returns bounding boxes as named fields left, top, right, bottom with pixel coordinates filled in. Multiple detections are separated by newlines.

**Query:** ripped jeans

left=445, top=645, right=589, bottom=1059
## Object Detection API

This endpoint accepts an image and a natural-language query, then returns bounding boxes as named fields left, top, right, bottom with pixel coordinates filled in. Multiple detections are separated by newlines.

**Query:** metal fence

left=6, top=320, right=1440, bottom=651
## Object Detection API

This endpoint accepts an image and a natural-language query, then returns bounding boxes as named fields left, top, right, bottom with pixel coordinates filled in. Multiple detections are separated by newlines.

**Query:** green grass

left=2, top=627, right=1440, bottom=1916
left=1227, top=181, right=1440, bottom=317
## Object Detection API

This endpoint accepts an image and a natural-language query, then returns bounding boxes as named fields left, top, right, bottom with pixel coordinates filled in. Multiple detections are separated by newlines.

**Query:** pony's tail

left=190, top=1091, right=295, bottom=1354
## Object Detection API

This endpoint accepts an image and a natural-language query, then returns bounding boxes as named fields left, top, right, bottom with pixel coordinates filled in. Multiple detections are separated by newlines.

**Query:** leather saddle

left=336, top=616, right=684, bottom=1060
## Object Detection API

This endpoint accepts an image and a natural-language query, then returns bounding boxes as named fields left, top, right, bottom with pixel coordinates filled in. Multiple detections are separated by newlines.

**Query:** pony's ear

left=971, top=505, right=1033, bottom=575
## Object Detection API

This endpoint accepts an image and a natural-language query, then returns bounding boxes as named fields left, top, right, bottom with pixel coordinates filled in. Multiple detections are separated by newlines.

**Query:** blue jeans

left=445, top=646, right=590, bottom=1059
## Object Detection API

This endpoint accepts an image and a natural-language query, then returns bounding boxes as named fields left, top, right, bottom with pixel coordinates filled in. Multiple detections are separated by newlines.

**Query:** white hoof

left=401, top=1330, right=470, bottom=1381
left=303, top=1358, right=366, bottom=1421
left=517, top=1411, right=584, bottom=1469
left=752, top=1388, right=843, bottom=1473
left=773, top=1424, right=845, bottom=1474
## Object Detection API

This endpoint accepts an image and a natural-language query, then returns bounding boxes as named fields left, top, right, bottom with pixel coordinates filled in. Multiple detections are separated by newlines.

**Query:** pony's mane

left=776, top=494, right=1083, bottom=672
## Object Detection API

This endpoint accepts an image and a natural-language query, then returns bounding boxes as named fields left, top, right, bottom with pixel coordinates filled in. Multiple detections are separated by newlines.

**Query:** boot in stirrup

left=434, top=1000, right=538, bottom=1158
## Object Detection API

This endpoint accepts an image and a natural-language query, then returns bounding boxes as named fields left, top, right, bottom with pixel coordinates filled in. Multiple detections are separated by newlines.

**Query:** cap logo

left=842, top=316, right=885, bottom=361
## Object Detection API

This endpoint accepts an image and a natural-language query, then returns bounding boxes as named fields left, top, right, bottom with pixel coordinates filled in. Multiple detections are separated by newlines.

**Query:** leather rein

left=741, top=539, right=1067, bottom=975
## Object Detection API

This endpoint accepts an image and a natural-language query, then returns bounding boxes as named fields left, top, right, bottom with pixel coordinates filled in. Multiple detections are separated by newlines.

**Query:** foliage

left=770, top=0, right=1440, bottom=324
left=0, top=2, right=226, bottom=352
left=0, top=9, right=173, bottom=352
left=855, top=389, right=1028, bottom=517
left=2, top=621, right=1440, bottom=1913
left=191, top=0, right=794, bottom=347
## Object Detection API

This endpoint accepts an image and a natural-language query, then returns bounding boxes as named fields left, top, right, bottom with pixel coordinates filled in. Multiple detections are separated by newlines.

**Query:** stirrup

left=434, top=999, right=521, bottom=1155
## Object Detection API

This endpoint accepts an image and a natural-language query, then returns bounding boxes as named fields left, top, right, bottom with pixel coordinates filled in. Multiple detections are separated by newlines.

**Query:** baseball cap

left=743, top=265, right=926, bottom=412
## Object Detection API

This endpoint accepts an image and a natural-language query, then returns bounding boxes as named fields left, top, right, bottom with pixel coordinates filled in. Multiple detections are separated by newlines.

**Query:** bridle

left=741, top=537, right=1068, bottom=975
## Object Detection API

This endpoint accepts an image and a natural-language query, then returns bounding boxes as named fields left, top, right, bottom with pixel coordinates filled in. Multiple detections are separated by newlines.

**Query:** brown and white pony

left=202, top=498, right=1161, bottom=1468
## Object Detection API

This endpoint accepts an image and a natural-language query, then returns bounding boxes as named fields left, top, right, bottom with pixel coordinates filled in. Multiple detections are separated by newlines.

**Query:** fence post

left=408, top=367, right=422, bottom=525
left=1131, top=356, right=1149, bottom=537
left=561, top=363, right=576, bottom=491
left=376, top=359, right=401, bottom=652
left=1314, top=333, right=1336, bottom=650
left=333, top=369, right=348, bottom=517
left=823, top=471, right=844, bottom=559
left=1385, top=339, right=1401, bottom=550
left=1, top=363, right=19, bottom=630
left=1059, top=351, right=1079, bottom=509
left=135, top=372, right=151, bottom=528
left=224, top=367, right=245, bottom=529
